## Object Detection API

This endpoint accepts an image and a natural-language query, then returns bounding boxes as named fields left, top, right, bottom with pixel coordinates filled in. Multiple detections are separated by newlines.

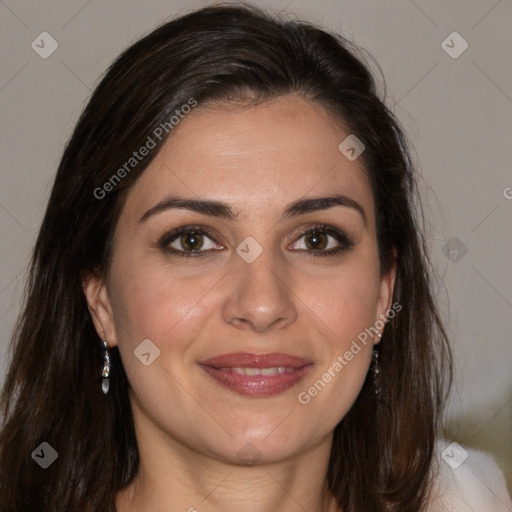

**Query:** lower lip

left=199, top=364, right=314, bottom=397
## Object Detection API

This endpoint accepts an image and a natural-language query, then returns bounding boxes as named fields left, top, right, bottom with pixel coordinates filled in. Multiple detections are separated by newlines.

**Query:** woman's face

left=85, top=94, right=396, bottom=465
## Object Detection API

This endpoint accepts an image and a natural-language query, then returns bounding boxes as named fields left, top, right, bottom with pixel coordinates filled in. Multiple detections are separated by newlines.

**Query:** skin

left=83, top=94, right=397, bottom=512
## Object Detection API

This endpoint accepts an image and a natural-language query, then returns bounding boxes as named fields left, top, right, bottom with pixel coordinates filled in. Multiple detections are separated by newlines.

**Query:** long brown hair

left=0, top=4, right=452, bottom=511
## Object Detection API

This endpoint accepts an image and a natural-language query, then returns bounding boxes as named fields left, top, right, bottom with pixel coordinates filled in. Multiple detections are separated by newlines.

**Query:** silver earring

left=101, top=340, right=111, bottom=395
left=372, top=332, right=382, bottom=399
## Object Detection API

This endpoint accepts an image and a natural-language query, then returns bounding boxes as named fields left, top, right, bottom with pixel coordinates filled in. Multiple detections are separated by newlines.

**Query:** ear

left=81, top=270, right=118, bottom=347
left=376, top=249, right=398, bottom=325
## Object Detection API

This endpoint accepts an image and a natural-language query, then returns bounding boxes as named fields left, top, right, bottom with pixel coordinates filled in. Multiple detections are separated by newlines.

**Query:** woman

left=0, top=4, right=510, bottom=511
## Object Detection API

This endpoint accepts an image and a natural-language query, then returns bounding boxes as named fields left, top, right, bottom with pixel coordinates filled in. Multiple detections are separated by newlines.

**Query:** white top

left=427, top=440, right=512, bottom=511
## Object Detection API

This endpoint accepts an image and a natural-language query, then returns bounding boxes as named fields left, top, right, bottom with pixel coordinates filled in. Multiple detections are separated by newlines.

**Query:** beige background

left=1, top=0, right=511, bottom=497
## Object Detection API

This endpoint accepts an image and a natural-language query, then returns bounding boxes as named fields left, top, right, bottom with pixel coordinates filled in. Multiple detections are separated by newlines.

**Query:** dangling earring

left=101, top=340, right=111, bottom=395
left=372, top=332, right=382, bottom=399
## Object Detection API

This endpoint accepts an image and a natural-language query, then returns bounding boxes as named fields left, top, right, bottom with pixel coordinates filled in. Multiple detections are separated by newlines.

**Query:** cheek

left=296, top=285, right=376, bottom=435
left=107, top=261, right=219, bottom=428
left=301, top=259, right=382, bottom=347
left=109, top=258, right=221, bottom=348
left=292, top=258, right=381, bottom=419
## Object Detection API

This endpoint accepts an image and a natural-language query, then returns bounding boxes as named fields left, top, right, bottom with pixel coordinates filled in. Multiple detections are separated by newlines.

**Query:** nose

left=221, top=246, right=298, bottom=333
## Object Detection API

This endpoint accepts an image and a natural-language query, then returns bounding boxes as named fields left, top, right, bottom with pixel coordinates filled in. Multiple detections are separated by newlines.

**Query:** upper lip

left=199, top=352, right=312, bottom=369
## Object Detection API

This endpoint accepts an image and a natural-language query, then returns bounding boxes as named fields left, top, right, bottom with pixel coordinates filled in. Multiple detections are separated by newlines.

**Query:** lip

left=199, top=352, right=314, bottom=397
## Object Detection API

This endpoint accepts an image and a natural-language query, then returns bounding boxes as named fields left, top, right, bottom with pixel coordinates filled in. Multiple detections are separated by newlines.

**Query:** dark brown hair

left=0, top=4, right=452, bottom=511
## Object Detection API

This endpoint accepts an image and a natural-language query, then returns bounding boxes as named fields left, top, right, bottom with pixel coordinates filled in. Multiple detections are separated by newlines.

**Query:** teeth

left=260, top=367, right=282, bottom=376
left=227, top=367, right=290, bottom=376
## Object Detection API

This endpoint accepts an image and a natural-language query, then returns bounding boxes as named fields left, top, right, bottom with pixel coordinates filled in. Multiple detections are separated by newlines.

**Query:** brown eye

left=290, top=224, right=354, bottom=257
left=179, top=232, right=204, bottom=251
left=304, top=231, right=328, bottom=251
left=158, top=226, right=223, bottom=257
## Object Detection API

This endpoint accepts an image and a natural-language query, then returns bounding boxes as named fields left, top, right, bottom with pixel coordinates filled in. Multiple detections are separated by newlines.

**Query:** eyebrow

left=139, top=194, right=367, bottom=225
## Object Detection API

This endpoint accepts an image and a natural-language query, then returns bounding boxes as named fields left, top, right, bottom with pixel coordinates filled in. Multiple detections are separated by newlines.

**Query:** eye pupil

left=306, top=232, right=327, bottom=250
left=181, top=232, right=203, bottom=251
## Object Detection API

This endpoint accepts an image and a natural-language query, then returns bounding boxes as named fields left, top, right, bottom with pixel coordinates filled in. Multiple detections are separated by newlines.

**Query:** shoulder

left=427, top=439, right=512, bottom=511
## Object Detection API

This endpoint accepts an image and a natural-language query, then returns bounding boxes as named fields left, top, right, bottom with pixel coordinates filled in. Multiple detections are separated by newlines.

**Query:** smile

left=198, top=352, right=314, bottom=397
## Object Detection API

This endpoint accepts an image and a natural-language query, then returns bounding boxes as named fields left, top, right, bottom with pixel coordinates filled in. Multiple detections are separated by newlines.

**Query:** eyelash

left=158, top=223, right=354, bottom=258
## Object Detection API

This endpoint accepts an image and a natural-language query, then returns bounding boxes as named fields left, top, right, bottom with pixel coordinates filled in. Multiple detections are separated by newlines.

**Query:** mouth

left=198, top=352, right=314, bottom=397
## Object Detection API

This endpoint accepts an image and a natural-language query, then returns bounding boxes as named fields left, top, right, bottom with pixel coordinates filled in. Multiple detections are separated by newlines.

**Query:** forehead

left=121, top=94, right=374, bottom=224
